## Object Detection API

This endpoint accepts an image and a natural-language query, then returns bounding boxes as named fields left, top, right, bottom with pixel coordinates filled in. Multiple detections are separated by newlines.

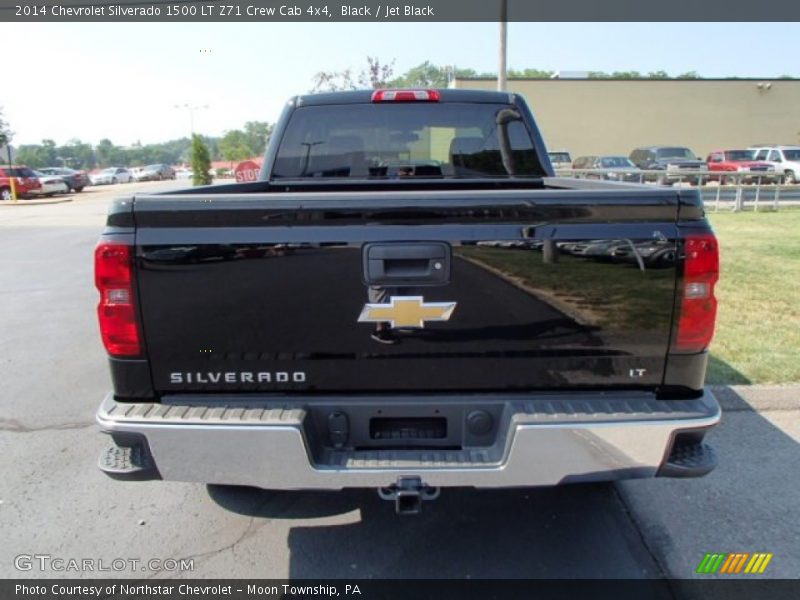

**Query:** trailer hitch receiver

left=378, top=476, right=440, bottom=515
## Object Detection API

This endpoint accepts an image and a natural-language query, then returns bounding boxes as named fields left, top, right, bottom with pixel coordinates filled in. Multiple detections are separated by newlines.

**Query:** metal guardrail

left=555, top=168, right=799, bottom=212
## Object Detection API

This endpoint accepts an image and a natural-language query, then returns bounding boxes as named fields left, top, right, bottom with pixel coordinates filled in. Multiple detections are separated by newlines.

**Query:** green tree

left=40, top=139, right=58, bottom=166
left=190, top=134, right=212, bottom=186
left=14, top=146, right=38, bottom=167
left=507, top=68, right=554, bottom=78
left=243, top=121, right=273, bottom=156
left=388, top=60, right=449, bottom=88
left=16, top=139, right=58, bottom=168
left=612, top=71, right=643, bottom=79
left=589, top=70, right=702, bottom=80
left=312, top=67, right=356, bottom=92
left=95, top=139, right=118, bottom=167
left=453, top=67, right=478, bottom=79
left=386, top=62, right=495, bottom=88
left=358, top=56, right=395, bottom=89
left=57, top=139, right=96, bottom=169
left=219, top=129, right=251, bottom=163
left=312, top=56, right=396, bottom=92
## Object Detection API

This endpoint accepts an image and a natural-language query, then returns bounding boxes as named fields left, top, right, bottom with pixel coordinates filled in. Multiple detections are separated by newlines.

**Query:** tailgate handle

left=362, top=243, right=450, bottom=287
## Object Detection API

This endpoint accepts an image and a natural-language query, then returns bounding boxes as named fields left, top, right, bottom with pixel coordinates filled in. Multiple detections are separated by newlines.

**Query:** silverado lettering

left=169, top=372, right=307, bottom=384
left=95, top=89, right=721, bottom=514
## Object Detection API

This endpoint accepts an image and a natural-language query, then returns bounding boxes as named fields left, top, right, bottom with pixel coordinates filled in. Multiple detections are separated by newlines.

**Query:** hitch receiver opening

left=378, top=476, right=440, bottom=515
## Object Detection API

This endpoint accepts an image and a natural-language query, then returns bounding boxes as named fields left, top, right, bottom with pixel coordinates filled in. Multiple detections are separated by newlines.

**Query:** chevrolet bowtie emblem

left=358, top=296, right=456, bottom=329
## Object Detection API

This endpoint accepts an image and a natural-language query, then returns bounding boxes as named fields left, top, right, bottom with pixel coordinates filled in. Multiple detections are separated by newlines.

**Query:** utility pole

left=498, top=0, right=507, bottom=91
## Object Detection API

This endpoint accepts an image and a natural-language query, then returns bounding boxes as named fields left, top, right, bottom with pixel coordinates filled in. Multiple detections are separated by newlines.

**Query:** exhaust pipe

left=378, top=476, right=440, bottom=515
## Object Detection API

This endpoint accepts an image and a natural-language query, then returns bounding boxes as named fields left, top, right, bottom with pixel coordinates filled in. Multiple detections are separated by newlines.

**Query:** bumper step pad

left=99, top=444, right=161, bottom=481
left=659, top=442, right=717, bottom=478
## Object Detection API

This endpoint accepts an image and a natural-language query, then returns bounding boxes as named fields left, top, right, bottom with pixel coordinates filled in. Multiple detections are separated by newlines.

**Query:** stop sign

left=234, top=160, right=261, bottom=183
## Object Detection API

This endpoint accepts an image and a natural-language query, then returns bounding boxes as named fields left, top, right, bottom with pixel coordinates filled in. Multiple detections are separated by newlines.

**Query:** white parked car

left=749, top=146, right=800, bottom=184
left=90, top=167, right=133, bottom=185
left=175, top=168, right=193, bottom=179
left=32, top=171, right=69, bottom=196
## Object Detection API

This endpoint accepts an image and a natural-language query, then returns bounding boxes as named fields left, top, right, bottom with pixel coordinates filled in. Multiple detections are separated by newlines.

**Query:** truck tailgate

left=133, top=188, right=681, bottom=394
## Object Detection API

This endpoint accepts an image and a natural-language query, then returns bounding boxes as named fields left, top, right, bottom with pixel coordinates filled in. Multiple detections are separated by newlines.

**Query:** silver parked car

left=90, top=167, right=133, bottom=185
left=32, top=171, right=69, bottom=196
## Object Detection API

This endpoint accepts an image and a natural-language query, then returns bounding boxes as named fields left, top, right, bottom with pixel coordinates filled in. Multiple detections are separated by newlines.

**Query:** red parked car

left=0, top=165, right=43, bottom=200
left=706, top=150, right=777, bottom=184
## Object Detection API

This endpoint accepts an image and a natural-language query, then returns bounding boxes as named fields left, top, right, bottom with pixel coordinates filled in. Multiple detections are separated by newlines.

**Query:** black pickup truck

left=95, top=89, right=720, bottom=514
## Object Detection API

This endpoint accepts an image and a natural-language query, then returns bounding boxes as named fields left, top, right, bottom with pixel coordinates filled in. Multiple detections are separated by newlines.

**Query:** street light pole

left=498, top=0, right=507, bottom=92
left=173, top=104, right=209, bottom=137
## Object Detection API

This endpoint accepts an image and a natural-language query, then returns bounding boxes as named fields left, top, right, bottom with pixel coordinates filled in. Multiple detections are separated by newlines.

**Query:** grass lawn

left=707, top=208, right=800, bottom=384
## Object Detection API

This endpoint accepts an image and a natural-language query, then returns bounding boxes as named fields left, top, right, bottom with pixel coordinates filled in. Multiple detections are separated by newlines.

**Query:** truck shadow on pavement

left=706, top=354, right=751, bottom=385
left=617, top=384, right=800, bottom=585
left=208, top=482, right=666, bottom=579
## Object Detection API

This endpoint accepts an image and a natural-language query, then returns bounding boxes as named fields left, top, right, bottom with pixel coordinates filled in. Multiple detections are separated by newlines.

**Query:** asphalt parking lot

left=1, top=182, right=798, bottom=584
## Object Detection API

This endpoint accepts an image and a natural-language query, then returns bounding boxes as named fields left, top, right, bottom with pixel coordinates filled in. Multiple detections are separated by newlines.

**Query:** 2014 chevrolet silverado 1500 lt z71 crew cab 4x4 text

left=95, top=89, right=720, bottom=514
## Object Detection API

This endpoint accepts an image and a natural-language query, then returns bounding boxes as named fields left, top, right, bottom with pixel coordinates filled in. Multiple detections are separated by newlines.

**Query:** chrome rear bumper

left=96, top=390, right=720, bottom=489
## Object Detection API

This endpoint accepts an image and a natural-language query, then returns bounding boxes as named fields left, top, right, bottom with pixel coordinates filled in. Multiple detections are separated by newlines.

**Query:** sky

left=2, top=22, right=798, bottom=146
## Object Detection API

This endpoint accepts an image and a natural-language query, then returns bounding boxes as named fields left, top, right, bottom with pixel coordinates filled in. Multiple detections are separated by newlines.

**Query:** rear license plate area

left=307, top=403, right=502, bottom=452
left=369, top=417, right=447, bottom=441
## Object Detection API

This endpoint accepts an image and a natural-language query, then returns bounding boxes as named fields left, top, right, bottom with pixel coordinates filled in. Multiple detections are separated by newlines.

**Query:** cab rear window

left=272, top=103, right=545, bottom=179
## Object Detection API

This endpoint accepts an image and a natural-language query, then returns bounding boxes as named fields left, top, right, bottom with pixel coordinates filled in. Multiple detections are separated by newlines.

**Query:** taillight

left=371, top=89, right=441, bottom=102
left=675, top=233, right=719, bottom=353
left=95, top=242, right=141, bottom=356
